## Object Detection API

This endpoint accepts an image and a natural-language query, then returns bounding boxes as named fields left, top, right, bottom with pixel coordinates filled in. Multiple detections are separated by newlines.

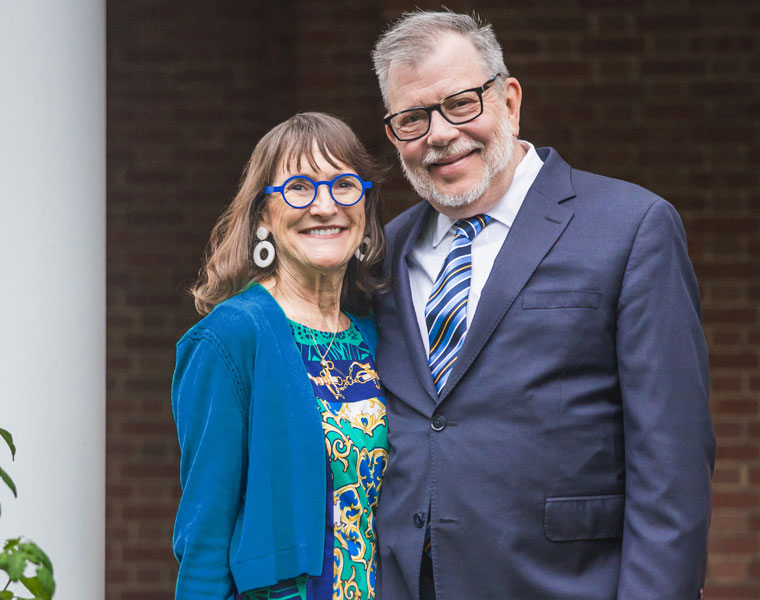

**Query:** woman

left=172, top=112, right=388, bottom=600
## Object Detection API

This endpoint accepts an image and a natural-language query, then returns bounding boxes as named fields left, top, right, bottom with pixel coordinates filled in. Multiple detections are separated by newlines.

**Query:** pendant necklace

left=306, top=324, right=339, bottom=369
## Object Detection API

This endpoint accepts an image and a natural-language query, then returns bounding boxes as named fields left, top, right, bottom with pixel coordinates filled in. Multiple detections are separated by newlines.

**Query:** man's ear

left=385, top=123, right=399, bottom=147
left=504, top=77, right=523, bottom=138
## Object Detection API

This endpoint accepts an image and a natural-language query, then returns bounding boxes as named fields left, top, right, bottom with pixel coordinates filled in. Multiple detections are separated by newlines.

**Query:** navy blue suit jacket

left=374, top=148, right=715, bottom=600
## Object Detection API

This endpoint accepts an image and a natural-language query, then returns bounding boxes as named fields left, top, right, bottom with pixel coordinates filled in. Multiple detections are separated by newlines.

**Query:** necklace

left=306, top=325, right=338, bottom=369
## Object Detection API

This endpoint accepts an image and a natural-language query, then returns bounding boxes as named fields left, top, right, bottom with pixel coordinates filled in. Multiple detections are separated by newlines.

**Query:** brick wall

left=107, top=1, right=759, bottom=597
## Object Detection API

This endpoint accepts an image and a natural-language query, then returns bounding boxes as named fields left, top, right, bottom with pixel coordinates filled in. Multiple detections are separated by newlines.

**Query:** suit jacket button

left=413, top=512, right=425, bottom=528
left=431, top=415, right=447, bottom=431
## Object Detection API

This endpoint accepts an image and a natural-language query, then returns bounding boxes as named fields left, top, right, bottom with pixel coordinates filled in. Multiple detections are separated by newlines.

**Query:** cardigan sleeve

left=172, top=329, right=249, bottom=600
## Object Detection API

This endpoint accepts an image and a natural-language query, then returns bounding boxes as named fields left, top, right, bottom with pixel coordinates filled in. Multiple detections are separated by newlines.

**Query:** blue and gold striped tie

left=425, top=214, right=492, bottom=393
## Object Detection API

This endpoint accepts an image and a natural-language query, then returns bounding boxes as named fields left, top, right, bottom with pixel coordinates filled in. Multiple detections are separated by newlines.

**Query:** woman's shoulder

left=179, top=284, right=284, bottom=348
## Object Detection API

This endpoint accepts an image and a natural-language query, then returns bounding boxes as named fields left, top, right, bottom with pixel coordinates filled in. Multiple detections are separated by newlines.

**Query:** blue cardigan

left=171, top=284, right=378, bottom=599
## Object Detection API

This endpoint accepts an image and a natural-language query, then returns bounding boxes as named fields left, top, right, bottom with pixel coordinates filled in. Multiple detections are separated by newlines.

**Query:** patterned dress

left=241, top=319, right=388, bottom=600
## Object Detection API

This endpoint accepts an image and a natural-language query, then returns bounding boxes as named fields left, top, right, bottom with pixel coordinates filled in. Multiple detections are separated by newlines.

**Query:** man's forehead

left=387, top=65, right=488, bottom=112
left=385, top=34, right=488, bottom=110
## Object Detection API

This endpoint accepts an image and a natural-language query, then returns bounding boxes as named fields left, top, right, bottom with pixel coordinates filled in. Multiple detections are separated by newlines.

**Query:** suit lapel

left=390, top=202, right=440, bottom=404
left=438, top=148, right=576, bottom=403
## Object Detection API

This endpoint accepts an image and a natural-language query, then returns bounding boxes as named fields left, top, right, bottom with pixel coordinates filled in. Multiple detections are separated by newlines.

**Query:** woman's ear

left=258, top=203, right=271, bottom=230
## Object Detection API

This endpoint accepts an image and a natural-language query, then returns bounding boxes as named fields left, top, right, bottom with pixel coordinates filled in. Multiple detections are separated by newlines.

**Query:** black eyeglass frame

left=384, top=73, right=503, bottom=142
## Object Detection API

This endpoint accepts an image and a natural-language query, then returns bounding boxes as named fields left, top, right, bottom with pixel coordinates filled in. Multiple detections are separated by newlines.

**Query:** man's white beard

left=399, top=117, right=515, bottom=208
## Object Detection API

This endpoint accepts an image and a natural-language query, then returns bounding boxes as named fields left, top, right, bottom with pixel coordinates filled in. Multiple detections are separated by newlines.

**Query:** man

left=371, top=10, right=715, bottom=600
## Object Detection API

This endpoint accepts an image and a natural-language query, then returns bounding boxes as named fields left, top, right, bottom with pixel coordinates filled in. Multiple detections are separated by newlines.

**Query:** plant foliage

left=0, top=429, right=55, bottom=599
left=0, top=429, right=17, bottom=500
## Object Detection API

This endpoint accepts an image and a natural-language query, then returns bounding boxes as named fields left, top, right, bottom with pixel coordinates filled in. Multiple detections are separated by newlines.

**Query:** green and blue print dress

left=241, top=319, right=388, bottom=600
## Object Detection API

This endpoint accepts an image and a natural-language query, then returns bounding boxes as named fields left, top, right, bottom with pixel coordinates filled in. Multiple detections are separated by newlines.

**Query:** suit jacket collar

left=390, top=147, right=577, bottom=405
left=389, top=201, right=440, bottom=403
left=439, top=147, right=576, bottom=401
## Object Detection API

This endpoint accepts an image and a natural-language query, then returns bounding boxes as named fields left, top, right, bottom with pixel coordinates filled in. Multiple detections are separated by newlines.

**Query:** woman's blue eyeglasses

left=265, top=173, right=372, bottom=209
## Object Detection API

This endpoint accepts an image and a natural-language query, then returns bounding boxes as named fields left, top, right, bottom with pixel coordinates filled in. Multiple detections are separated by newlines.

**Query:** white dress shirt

left=408, top=141, right=544, bottom=353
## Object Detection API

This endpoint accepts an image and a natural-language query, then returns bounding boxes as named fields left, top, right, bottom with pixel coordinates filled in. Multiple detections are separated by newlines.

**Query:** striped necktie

left=425, top=214, right=492, bottom=393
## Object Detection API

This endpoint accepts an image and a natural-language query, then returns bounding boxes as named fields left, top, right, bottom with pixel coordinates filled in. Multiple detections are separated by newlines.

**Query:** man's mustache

left=421, top=139, right=485, bottom=168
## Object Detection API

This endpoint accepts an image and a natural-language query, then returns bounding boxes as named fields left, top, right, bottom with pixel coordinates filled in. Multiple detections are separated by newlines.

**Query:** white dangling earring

left=253, top=226, right=275, bottom=268
left=354, top=236, right=370, bottom=261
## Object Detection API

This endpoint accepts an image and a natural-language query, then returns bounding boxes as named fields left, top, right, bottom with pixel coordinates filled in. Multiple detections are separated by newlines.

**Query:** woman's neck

left=262, top=265, right=348, bottom=332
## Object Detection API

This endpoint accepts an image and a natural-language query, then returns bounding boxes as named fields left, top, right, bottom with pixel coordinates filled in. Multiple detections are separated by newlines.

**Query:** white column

left=0, top=1, right=105, bottom=599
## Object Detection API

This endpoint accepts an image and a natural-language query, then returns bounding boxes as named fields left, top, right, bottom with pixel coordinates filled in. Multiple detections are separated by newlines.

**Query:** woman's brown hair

left=192, top=112, right=386, bottom=316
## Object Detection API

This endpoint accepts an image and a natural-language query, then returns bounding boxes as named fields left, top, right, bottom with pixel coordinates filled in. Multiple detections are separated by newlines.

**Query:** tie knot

left=455, top=214, right=492, bottom=241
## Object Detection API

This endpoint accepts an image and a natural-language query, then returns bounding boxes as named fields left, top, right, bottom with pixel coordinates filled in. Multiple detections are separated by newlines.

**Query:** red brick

left=750, top=515, right=760, bottom=531
left=641, top=59, right=707, bottom=77
left=748, top=561, right=760, bottom=578
left=579, top=37, right=645, bottom=53
left=709, top=353, right=759, bottom=369
left=713, top=492, right=760, bottom=508
left=714, top=422, right=744, bottom=437
left=709, top=511, right=747, bottom=535
left=711, top=377, right=744, bottom=392
left=692, top=216, right=759, bottom=233
left=712, top=400, right=758, bottom=415
left=709, top=536, right=760, bottom=555
left=713, top=466, right=741, bottom=485
left=703, top=583, right=760, bottom=599
left=636, top=13, right=703, bottom=30
left=709, top=559, right=748, bottom=579
left=749, top=468, right=760, bottom=485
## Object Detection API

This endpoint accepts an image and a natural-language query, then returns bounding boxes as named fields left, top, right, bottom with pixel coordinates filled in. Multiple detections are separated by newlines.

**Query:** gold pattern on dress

left=334, top=481, right=367, bottom=557
left=335, top=566, right=360, bottom=600
left=322, top=421, right=352, bottom=472
left=308, top=361, right=381, bottom=401
left=334, top=399, right=385, bottom=437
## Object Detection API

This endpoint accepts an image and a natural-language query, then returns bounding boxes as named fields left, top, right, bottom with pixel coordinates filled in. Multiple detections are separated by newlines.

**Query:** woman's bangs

left=279, top=128, right=357, bottom=176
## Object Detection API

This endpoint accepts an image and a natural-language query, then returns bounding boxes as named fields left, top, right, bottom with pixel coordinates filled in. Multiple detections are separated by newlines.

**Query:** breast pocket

left=543, top=494, right=625, bottom=542
left=522, top=290, right=602, bottom=310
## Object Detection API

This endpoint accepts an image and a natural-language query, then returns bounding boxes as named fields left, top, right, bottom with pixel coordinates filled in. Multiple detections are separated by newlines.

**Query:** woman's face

left=261, top=149, right=367, bottom=281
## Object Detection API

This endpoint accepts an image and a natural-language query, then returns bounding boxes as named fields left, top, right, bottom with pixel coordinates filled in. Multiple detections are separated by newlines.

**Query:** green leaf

left=0, top=466, right=17, bottom=498
left=5, top=550, right=26, bottom=580
left=35, top=565, right=55, bottom=597
left=0, top=539, right=55, bottom=600
left=0, top=429, right=15, bottom=459
left=0, top=590, right=13, bottom=600
left=3, top=538, right=20, bottom=552
left=21, top=574, right=53, bottom=600
left=17, top=543, right=52, bottom=572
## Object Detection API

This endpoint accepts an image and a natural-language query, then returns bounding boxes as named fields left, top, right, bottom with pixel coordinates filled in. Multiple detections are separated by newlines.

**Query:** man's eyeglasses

left=265, top=173, right=372, bottom=209
left=384, top=74, right=502, bottom=142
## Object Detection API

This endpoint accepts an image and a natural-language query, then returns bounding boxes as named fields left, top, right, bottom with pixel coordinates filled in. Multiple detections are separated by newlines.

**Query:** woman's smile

left=301, top=225, right=346, bottom=237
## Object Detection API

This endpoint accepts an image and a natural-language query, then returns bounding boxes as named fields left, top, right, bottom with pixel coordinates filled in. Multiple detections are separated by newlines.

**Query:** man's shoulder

left=525, top=147, right=666, bottom=219
left=561, top=164, right=690, bottom=249
left=570, top=166, right=661, bottom=207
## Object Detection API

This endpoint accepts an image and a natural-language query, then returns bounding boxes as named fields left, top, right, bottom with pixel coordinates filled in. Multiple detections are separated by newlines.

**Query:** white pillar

left=0, top=1, right=105, bottom=599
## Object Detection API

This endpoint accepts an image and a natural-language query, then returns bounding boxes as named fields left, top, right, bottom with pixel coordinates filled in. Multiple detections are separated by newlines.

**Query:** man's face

left=385, top=34, right=522, bottom=216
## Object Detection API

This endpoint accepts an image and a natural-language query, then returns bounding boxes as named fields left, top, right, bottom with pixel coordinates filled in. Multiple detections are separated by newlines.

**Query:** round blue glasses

left=265, top=173, right=372, bottom=209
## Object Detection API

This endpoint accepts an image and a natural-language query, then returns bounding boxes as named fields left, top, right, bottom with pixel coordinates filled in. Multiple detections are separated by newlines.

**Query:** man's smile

left=428, top=149, right=480, bottom=176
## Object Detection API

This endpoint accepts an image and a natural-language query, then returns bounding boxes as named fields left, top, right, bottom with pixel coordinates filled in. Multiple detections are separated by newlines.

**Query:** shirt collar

left=430, top=141, right=544, bottom=248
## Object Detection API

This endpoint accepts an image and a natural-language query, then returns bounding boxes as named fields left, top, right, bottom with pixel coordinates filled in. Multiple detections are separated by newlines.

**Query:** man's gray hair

left=372, top=10, right=509, bottom=110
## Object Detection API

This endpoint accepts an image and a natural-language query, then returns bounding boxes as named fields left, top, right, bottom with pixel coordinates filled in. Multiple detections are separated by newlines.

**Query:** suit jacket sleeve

left=615, top=199, right=715, bottom=599
left=172, top=330, right=248, bottom=600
